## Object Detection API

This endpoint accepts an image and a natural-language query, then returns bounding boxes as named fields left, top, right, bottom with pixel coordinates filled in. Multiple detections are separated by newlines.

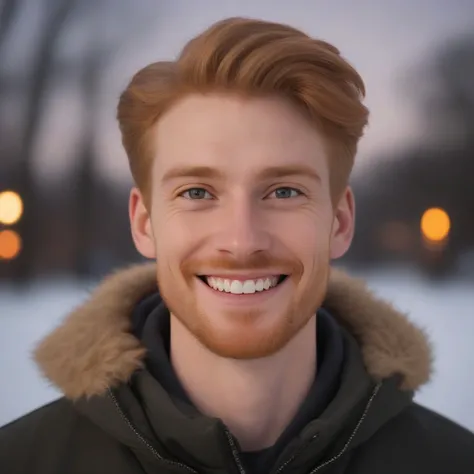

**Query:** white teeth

left=205, top=276, right=281, bottom=294
left=242, top=280, right=255, bottom=294
left=230, top=280, right=243, bottom=294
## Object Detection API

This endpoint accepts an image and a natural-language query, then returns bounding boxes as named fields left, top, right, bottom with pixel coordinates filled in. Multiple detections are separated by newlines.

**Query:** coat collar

left=34, top=263, right=432, bottom=400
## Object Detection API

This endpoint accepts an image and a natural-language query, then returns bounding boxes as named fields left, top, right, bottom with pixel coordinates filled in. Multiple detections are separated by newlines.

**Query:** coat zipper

left=274, top=434, right=319, bottom=474
left=108, top=389, right=198, bottom=473
left=273, top=382, right=382, bottom=474
left=224, top=427, right=247, bottom=474
left=108, top=382, right=381, bottom=474
left=308, top=382, right=382, bottom=473
left=109, top=388, right=247, bottom=474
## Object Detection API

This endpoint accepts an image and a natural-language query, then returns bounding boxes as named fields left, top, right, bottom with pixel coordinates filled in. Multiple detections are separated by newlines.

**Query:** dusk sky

left=4, top=0, right=473, bottom=185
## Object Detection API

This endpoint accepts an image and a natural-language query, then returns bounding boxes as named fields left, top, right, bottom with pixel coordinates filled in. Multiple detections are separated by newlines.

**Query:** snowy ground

left=1, top=268, right=473, bottom=433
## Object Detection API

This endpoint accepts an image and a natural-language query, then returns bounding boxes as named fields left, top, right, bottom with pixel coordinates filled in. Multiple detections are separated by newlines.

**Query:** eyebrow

left=258, top=165, right=322, bottom=183
left=161, top=164, right=321, bottom=184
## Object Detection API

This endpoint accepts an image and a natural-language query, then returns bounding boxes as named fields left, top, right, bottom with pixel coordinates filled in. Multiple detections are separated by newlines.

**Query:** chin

left=187, top=306, right=308, bottom=359
left=196, top=329, right=292, bottom=359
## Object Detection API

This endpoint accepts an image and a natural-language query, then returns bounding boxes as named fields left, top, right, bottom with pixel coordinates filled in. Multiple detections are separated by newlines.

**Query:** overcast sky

left=6, top=0, right=473, bottom=184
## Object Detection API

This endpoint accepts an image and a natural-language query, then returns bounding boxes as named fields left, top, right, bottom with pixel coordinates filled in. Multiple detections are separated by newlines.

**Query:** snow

left=1, top=269, right=473, bottom=434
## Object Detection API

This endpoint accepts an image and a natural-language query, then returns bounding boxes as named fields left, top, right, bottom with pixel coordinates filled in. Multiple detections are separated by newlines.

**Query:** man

left=1, top=16, right=473, bottom=474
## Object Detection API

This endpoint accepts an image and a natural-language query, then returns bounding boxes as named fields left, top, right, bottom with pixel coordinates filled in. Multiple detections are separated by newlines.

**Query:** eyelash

left=180, top=188, right=214, bottom=200
left=179, top=187, right=304, bottom=200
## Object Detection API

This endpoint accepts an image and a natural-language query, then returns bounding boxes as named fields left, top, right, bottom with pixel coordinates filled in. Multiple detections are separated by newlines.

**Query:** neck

left=169, top=315, right=317, bottom=452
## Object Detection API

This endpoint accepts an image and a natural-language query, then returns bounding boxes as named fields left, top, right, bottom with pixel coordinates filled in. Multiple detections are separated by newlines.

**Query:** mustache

left=181, top=253, right=302, bottom=275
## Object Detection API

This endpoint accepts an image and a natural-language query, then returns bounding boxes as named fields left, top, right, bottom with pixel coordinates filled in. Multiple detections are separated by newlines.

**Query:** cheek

left=151, top=209, right=206, bottom=268
left=279, top=211, right=332, bottom=253
left=278, top=213, right=332, bottom=286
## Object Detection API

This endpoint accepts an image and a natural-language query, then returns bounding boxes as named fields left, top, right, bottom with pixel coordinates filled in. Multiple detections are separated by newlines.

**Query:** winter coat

left=1, top=264, right=473, bottom=473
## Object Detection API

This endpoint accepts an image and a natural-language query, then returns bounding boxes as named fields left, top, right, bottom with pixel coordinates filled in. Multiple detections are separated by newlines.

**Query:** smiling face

left=130, top=93, right=355, bottom=359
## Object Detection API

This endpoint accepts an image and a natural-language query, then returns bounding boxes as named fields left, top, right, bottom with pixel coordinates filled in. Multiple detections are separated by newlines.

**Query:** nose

left=215, top=198, right=271, bottom=259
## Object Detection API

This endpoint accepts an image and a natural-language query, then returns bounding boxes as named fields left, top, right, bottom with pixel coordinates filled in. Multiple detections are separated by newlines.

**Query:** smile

left=198, top=275, right=288, bottom=294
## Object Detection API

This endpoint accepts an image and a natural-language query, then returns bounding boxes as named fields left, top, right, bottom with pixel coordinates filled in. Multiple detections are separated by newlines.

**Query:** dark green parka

left=1, top=264, right=473, bottom=473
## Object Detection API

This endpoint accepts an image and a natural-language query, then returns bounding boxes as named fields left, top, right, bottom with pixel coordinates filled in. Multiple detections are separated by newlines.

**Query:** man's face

left=130, top=94, right=354, bottom=359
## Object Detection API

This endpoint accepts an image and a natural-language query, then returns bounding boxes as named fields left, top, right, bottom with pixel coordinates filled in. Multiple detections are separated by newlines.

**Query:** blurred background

left=1, top=0, right=473, bottom=431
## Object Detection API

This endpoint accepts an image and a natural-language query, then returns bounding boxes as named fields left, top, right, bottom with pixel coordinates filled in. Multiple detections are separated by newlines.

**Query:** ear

left=330, top=186, right=356, bottom=260
left=129, top=187, right=156, bottom=259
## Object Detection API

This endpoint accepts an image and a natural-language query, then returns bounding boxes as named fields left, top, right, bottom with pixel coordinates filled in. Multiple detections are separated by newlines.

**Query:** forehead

left=152, top=93, right=328, bottom=181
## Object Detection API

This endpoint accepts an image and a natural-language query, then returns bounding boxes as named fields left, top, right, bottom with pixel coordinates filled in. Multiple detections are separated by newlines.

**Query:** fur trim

left=323, top=269, right=433, bottom=391
left=34, top=264, right=432, bottom=400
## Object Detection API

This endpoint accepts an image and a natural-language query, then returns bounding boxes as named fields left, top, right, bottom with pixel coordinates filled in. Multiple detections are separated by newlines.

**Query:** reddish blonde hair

left=117, top=17, right=369, bottom=204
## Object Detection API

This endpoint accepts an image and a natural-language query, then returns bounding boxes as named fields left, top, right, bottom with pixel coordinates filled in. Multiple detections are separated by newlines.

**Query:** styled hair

left=117, top=17, right=369, bottom=204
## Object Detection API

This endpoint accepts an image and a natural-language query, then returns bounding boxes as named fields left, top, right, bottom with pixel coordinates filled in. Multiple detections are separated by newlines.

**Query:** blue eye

left=270, top=187, right=302, bottom=199
left=181, top=188, right=213, bottom=200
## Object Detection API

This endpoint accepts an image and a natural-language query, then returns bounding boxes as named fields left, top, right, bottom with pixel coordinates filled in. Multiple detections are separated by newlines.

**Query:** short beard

left=158, top=251, right=330, bottom=360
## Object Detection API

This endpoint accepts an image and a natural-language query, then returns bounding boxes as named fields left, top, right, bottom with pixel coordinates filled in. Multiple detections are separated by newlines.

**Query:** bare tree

left=0, top=0, right=22, bottom=177
left=74, top=1, right=104, bottom=276
left=13, top=0, right=76, bottom=280
left=0, top=0, right=20, bottom=56
left=429, top=35, right=474, bottom=136
left=72, top=0, right=158, bottom=276
left=349, top=35, right=474, bottom=277
left=1, top=0, right=158, bottom=280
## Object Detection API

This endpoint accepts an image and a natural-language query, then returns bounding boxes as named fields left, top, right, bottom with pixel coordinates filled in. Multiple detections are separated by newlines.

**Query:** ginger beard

left=156, top=251, right=330, bottom=359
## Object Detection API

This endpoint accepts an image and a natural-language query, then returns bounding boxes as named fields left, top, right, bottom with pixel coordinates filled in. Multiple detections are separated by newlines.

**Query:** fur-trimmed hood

left=34, top=264, right=432, bottom=400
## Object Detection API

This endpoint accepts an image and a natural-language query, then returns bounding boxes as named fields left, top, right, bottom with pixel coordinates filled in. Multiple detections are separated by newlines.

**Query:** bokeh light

left=0, top=191, right=24, bottom=225
left=421, top=208, right=451, bottom=242
left=0, top=230, right=22, bottom=260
